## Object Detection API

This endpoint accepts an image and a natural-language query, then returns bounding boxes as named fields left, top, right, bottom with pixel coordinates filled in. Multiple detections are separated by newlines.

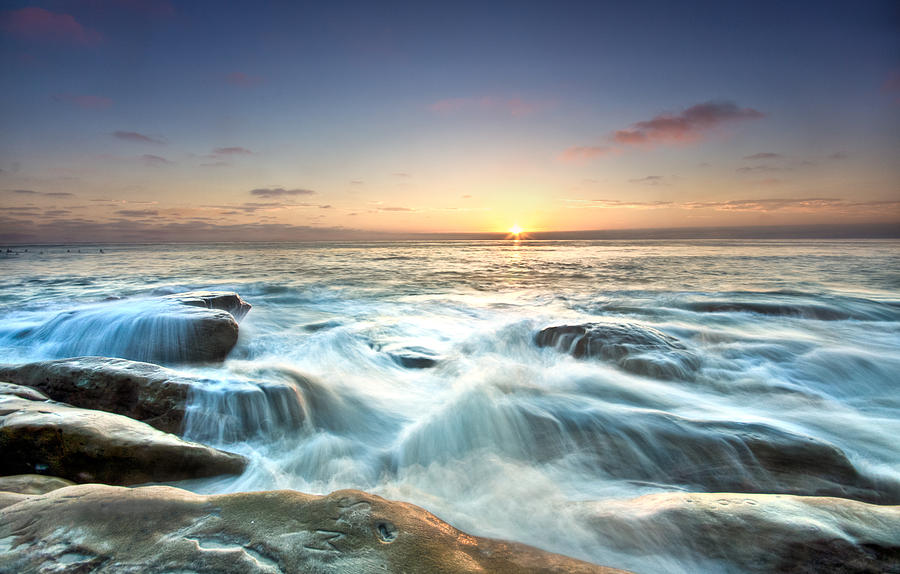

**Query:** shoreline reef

left=1, top=291, right=898, bottom=573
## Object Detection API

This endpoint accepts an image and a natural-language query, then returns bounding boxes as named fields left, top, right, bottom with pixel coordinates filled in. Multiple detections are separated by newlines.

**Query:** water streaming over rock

left=1, top=239, right=899, bottom=573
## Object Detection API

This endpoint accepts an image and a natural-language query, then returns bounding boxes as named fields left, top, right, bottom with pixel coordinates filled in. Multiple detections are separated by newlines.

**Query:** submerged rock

left=0, top=484, right=628, bottom=574
left=0, top=383, right=247, bottom=484
left=4, top=291, right=252, bottom=364
left=536, top=323, right=700, bottom=380
left=0, top=356, right=305, bottom=438
left=577, top=492, right=900, bottom=573
left=0, top=474, right=74, bottom=495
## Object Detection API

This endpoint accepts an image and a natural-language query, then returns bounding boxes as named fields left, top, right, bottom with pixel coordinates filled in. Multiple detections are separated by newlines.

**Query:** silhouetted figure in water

left=67, top=249, right=71, bottom=253
left=99, top=249, right=104, bottom=254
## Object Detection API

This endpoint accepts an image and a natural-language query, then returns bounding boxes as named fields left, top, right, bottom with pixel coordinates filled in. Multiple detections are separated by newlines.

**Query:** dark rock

left=165, top=290, right=252, bottom=321
left=577, top=492, right=900, bottom=573
left=0, top=384, right=247, bottom=485
left=536, top=322, right=700, bottom=379
left=0, top=484, right=630, bottom=573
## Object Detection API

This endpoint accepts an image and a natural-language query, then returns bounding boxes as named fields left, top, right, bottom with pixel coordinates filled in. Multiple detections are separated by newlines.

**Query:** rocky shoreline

left=1, top=291, right=898, bottom=573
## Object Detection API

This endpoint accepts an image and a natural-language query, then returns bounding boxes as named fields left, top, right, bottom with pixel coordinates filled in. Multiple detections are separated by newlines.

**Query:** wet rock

left=536, top=323, right=700, bottom=380
left=0, top=357, right=194, bottom=434
left=0, top=474, right=74, bottom=495
left=0, top=385, right=247, bottom=485
left=0, top=357, right=305, bottom=438
left=577, top=492, right=900, bottom=573
left=390, top=348, right=440, bottom=369
left=0, top=484, right=629, bottom=574
left=165, top=290, right=252, bottom=321
left=3, top=291, right=252, bottom=364
left=0, top=382, right=48, bottom=402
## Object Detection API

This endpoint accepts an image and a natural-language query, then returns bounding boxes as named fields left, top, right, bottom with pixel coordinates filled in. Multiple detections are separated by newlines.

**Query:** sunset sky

left=1, top=0, right=898, bottom=242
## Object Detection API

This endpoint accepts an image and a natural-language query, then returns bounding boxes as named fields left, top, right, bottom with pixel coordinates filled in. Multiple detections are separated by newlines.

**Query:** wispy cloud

left=612, top=101, right=764, bottom=146
left=116, top=209, right=159, bottom=217
left=213, top=147, right=252, bottom=155
left=249, top=187, right=316, bottom=198
left=141, top=154, right=172, bottom=166
left=112, top=131, right=165, bottom=144
left=564, top=199, right=673, bottom=209
left=629, top=175, right=667, bottom=186
left=378, top=206, right=415, bottom=212
left=743, top=152, right=782, bottom=160
left=0, top=7, right=102, bottom=45
left=4, top=189, right=75, bottom=197
left=429, top=96, right=546, bottom=117
left=52, top=93, right=112, bottom=109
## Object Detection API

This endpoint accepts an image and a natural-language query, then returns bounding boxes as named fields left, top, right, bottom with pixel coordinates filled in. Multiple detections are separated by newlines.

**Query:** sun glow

left=509, top=224, right=523, bottom=235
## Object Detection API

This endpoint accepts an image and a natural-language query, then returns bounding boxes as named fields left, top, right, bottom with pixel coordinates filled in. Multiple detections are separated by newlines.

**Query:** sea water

left=1, top=239, right=899, bottom=572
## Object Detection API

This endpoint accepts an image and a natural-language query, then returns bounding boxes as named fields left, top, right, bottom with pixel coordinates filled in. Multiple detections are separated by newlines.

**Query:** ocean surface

left=2, top=239, right=899, bottom=572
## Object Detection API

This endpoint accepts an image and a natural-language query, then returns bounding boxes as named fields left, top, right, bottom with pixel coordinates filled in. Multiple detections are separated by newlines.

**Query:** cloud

left=681, top=198, right=846, bottom=212
left=319, top=204, right=332, bottom=209
left=141, top=154, right=172, bottom=166
left=44, top=209, right=72, bottom=216
left=612, top=101, right=764, bottom=146
left=565, top=199, right=673, bottom=209
left=559, top=146, right=615, bottom=162
left=350, top=180, right=364, bottom=185
left=743, top=152, right=782, bottom=160
left=378, top=206, right=415, bottom=212
left=429, top=96, right=545, bottom=117
left=213, top=147, right=252, bottom=155
left=392, top=172, right=411, bottom=178
left=116, top=209, right=159, bottom=217
left=736, top=165, right=788, bottom=173
left=0, top=7, right=102, bottom=45
left=4, top=189, right=74, bottom=197
left=249, top=187, right=316, bottom=198
left=226, top=72, right=263, bottom=87
left=112, top=131, right=165, bottom=144
left=629, top=175, right=667, bottom=185
left=53, top=94, right=112, bottom=109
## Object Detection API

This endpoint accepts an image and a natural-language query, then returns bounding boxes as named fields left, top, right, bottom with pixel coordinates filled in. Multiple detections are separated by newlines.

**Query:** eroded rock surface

left=577, top=492, right=900, bottom=573
left=0, top=484, right=628, bottom=574
left=0, top=474, right=74, bottom=495
left=0, top=384, right=247, bottom=484
left=536, top=323, right=700, bottom=380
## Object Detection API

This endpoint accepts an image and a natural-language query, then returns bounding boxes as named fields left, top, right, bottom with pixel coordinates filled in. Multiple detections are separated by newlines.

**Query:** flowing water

left=1, top=239, right=899, bottom=572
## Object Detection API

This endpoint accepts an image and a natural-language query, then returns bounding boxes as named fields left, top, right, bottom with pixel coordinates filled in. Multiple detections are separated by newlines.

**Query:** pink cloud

left=53, top=93, right=112, bottom=109
left=612, top=101, right=764, bottom=146
left=226, top=72, right=263, bottom=87
left=429, top=96, right=545, bottom=117
left=0, top=7, right=102, bottom=45
left=559, top=145, right=616, bottom=162
left=213, top=146, right=252, bottom=155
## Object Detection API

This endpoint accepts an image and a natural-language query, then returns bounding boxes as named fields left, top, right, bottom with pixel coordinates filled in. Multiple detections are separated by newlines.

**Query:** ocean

left=1, top=239, right=899, bottom=572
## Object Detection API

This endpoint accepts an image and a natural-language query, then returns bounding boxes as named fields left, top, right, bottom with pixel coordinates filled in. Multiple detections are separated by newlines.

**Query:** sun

left=509, top=224, right=523, bottom=235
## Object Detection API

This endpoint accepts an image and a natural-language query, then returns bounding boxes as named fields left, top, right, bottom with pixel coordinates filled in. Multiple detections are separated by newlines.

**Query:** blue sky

left=1, top=0, right=898, bottom=241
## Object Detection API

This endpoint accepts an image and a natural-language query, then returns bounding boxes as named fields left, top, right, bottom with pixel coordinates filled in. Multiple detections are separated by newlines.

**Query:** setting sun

left=509, top=224, right=523, bottom=235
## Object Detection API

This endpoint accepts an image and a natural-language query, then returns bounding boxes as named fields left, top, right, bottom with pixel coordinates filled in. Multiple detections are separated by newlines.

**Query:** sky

left=1, top=0, right=898, bottom=242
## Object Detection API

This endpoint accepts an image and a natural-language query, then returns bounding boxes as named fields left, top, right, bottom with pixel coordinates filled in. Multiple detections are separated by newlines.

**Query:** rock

left=0, top=385, right=247, bottom=485
left=536, top=323, right=700, bottom=380
left=576, top=492, right=900, bottom=573
left=396, top=386, right=899, bottom=504
left=0, top=357, right=193, bottom=434
left=0, top=474, right=74, bottom=495
left=165, top=290, right=252, bottom=320
left=3, top=291, right=252, bottom=364
left=0, top=484, right=629, bottom=574
left=0, top=382, right=48, bottom=402
left=0, top=357, right=306, bottom=438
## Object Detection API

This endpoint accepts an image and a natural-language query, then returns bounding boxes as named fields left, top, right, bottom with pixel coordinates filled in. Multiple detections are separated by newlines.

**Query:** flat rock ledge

left=0, top=383, right=247, bottom=485
left=0, top=484, right=629, bottom=574
left=577, top=492, right=900, bottom=573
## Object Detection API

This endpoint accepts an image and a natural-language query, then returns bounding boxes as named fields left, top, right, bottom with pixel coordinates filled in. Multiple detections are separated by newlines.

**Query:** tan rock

left=0, top=484, right=630, bottom=573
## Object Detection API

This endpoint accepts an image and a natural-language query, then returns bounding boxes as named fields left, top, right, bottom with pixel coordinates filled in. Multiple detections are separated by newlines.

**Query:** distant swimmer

left=99, top=249, right=104, bottom=253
